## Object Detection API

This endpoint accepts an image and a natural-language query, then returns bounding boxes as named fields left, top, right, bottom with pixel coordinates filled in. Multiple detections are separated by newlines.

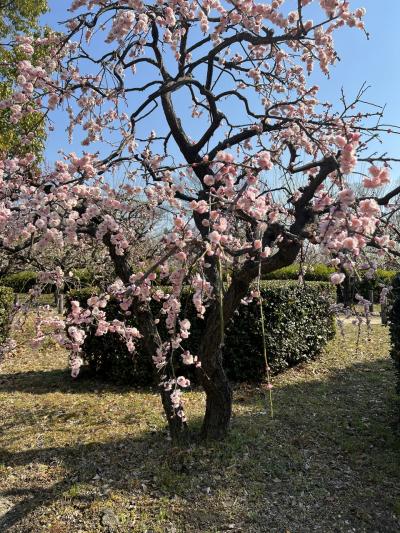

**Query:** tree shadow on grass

left=0, top=434, right=161, bottom=531
left=0, top=367, right=150, bottom=395
left=0, top=358, right=399, bottom=532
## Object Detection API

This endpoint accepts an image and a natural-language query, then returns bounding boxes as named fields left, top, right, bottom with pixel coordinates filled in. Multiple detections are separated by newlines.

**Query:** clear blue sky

left=41, top=1, right=400, bottom=167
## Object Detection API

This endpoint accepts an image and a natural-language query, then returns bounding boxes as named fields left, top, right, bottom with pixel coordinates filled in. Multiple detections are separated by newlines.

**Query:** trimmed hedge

left=223, top=281, right=336, bottom=381
left=0, top=268, right=95, bottom=294
left=0, top=286, right=14, bottom=345
left=71, top=268, right=96, bottom=288
left=264, top=264, right=396, bottom=303
left=263, top=263, right=335, bottom=282
left=67, top=281, right=336, bottom=385
left=389, top=274, right=400, bottom=396
left=0, top=271, right=38, bottom=293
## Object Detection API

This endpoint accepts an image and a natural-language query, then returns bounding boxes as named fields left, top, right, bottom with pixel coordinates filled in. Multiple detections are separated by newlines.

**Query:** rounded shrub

left=0, top=285, right=14, bottom=345
left=67, top=281, right=336, bottom=385
left=0, top=271, right=38, bottom=293
left=0, top=268, right=97, bottom=294
left=65, top=269, right=96, bottom=290
left=222, top=281, right=336, bottom=381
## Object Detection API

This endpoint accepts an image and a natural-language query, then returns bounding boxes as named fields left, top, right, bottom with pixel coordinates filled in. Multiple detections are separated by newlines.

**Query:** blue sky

left=41, top=1, right=400, bottom=169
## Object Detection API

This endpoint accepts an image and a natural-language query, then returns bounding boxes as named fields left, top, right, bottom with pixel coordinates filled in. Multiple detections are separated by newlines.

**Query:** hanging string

left=299, top=241, right=305, bottom=286
left=217, top=254, right=225, bottom=349
left=209, top=190, right=225, bottom=351
left=257, top=260, right=274, bottom=418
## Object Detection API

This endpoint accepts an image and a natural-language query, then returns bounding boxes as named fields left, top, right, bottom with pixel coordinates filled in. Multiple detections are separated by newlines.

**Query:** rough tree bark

left=198, top=312, right=232, bottom=440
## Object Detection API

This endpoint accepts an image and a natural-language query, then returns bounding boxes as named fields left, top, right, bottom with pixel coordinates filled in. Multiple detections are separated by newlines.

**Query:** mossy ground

left=0, top=318, right=399, bottom=532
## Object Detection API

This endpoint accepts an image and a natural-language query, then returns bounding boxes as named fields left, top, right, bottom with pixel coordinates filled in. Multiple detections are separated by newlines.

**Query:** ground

left=0, top=318, right=399, bottom=532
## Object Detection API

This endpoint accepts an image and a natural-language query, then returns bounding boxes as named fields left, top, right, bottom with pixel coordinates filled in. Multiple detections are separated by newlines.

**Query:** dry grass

left=0, top=317, right=399, bottom=532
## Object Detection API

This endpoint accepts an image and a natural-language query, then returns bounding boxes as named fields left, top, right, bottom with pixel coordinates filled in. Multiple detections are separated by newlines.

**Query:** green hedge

left=263, top=263, right=335, bottom=281
left=70, top=268, right=96, bottom=288
left=0, top=271, right=38, bottom=293
left=0, top=268, right=95, bottom=294
left=222, top=281, right=336, bottom=381
left=67, top=281, right=336, bottom=385
left=264, top=264, right=396, bottom=303
left=0, top=286, right=14, bottom=345
left=389, top=274, right=400, bottom=396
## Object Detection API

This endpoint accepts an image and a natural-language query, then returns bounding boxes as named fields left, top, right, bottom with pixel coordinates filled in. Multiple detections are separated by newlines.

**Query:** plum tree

left=2, top=0, right=400, bottom=442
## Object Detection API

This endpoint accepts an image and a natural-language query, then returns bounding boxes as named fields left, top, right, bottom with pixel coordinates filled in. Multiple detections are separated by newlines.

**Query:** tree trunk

left=197, top=270, right=258, bottom=440
left=134, top=304, right=189, bottom=444
left=160, top=388, right=189, bottom=444
left=342, top=273, right=353, bottom=308
left=57, top=293, right=65, bottom=315
left=200, top=349, right=232, bottom=440
left=104, top=235, right=189, bottom=444
left=196, top=244, right=301, bottom=440
left=198, top=306, right=234, bottom=440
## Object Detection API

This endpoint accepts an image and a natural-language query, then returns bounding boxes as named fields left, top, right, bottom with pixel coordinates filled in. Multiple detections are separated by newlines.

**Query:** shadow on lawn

left=0, top=434, right=164, bottom=531
left=0, top=357, right=399, bottom=532
left=0, top=368, right=143, bottom=395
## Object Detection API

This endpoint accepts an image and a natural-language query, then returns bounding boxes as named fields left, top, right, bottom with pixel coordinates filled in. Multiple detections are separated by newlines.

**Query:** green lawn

left=0, top=319, right=399, bottom=532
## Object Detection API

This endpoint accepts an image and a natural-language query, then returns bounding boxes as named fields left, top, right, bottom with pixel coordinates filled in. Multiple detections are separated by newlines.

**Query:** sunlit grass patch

left=0, top=320, right=398, bottom=532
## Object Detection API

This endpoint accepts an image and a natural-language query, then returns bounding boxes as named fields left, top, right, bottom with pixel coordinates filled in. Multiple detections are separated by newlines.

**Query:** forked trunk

left=196, top=248, right=302, bottom=440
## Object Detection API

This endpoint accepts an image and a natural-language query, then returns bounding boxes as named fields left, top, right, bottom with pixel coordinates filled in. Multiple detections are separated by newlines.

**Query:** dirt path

left=0, top=321, right=399, bottom=532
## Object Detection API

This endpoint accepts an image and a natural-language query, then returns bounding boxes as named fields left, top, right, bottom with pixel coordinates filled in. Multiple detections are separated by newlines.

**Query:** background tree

left=0, top=0, right=48, bottom=159
left=0, top=1, right=58, bottom=279
left=2, top=0, right=400, bottom=442
left=0, top=0, right=47, bottom=36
